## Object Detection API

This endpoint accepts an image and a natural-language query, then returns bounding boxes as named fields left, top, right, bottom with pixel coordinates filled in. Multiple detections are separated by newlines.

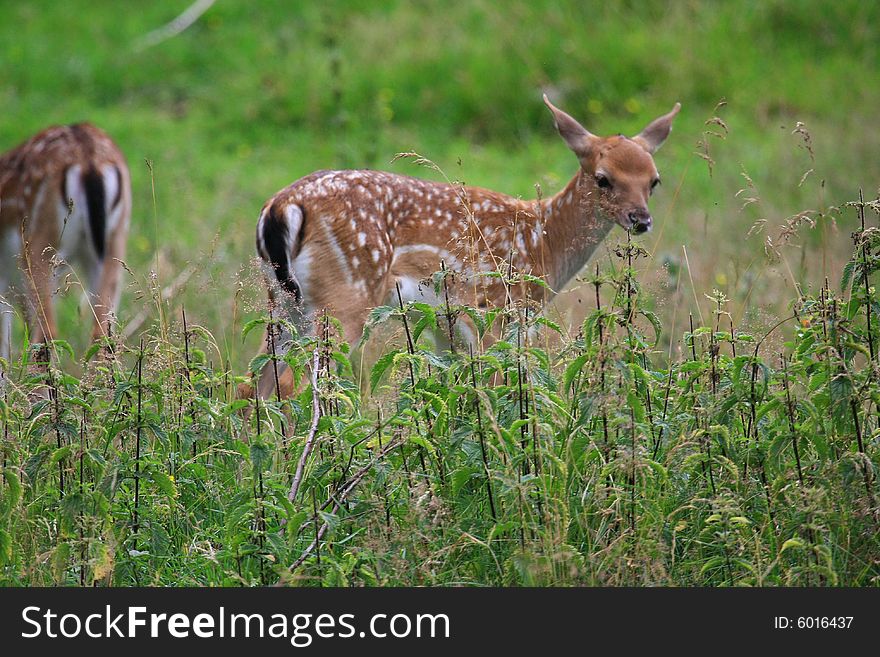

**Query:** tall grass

left=1, top=0, right=878, bottom=587
left=1, top=188, right=877, bottom=586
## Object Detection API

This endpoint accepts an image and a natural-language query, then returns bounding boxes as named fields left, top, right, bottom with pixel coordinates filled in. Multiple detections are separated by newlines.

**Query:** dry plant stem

left=470, top=345, right=496, bottom=521
left=134, top=0, right=216, bottom=51
left=133, top=339, right=144, bottom=544
left=51, top=367, right=64, bottom=497
left=394, top=281, right=430, bottom=477
left=267, top=304, right=281, bottom=402
left=395, top=281, right=417, bottom=389
left=629, top=406, right=636, bottom=534
left=858, top=189, right=875, bottom=362
left=287, top=348, right=322, bottom=505
left=516, top=307, right=529, bottom=475
left=703, top=424, right=716, bottom=496
left=848, top=399, right=873, bottom=500
left=687, top=312, right=711, bottom=488
left=312, top=489, right=320, bottom=566
left=182, top=307, right=191, bottom=384
left=282, top=437, right=405, bottom=578
left=181, top=307, right=196, bottom=456
left=440, top=260, right=456, bottom=354
left=594, top=264, right=611, bottom=466
left=79, top=410, right=85, bottom=585
left=682, top=245, right=705, bottom=326
left=123, top=264, right=196, bottom=339
left=376, top=411, right=392, bottom=533
left=652, top=366, right=673, bottom=461
left=856, top=190, right=880, bottom=459
left=781, top=354, right=804, bottom=486
left=144, top=160, right=167, bottom=344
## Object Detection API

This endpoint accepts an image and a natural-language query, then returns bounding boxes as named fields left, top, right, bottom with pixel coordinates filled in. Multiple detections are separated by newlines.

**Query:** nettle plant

left=0, top=193, right=877, bottom=586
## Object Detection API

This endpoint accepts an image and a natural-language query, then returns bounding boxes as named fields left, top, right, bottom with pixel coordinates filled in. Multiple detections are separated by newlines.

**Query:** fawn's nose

left=629, top=209, right=652, bottom=234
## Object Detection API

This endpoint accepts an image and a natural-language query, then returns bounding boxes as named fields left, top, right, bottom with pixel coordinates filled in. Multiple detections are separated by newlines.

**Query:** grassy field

left=0, top=0, right=878, bottom=585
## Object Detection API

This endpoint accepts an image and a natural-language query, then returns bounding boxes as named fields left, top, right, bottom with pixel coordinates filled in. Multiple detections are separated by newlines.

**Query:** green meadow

left=0, top=0, right=878, bottom=585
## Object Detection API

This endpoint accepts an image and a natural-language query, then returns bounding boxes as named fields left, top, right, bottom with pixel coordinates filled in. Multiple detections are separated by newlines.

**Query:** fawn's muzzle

left=628, top=209, right=652, bottom=234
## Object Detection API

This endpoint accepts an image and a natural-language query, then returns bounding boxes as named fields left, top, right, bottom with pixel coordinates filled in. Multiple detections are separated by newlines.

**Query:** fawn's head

left=544, top=94, right=680, bottom=234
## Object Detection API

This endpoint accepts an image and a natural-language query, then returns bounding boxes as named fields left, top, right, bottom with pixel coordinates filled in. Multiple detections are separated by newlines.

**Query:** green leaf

left=370, top=349, right=401, bottom=391
left=507, top=418, right=530, bottom=434
left=422, top=349, right=450, bottom=369
left=451, top=466, right=476, bottom=497
left=461, top=307, right=487, bottom=336
left=330, top=350, right=353, bottom=376
left=286, top=511, right=309, bottom=541
left=84, top=342, right=103, bottom=361
left=363, top=305, right=397, bottom=342
left=225, top=398, right=251, bottom=414
left=241, top=317, right=268, bottom=339
left=627, top=390, right=646, bottom=424
left=699, top=556, right=726, bottom=576
left=519, top=273, right=550, bottom=289
left=533, top=316, right=562, bottom=335
left=150, top=470, right=178, bottom=500
left=829, top=374, right=853, bottom=405
left=50, top=339, right=76, bottom=360
left=412, top=312, right=435, bottom=344
left=247, top=353, right=271, bottom=375
left=840, top=260, right=855, bottom=292
left=781, top=537, right=805, bottom=553
left=0, top=528, right=11, bottom=564
left=250, top=441, right=273, bottom=473
left=2, top=468, right=22, bottom=512
left=52, top=542, right=71, bottom=584
left=408, top=434, right=437, bottom=456
left=638, top=310, right=663, bottom=346
left=50, top=445, right=73, bottom=466
left=563, top=353, right=590, bottom=391
left=845, top=340, right=870, bottom=358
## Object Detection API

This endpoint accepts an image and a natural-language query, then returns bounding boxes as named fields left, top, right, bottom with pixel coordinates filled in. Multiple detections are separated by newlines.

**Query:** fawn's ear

left=544, top=94, right=598, bottom=161
left=632, top=102, right=681, bottom=154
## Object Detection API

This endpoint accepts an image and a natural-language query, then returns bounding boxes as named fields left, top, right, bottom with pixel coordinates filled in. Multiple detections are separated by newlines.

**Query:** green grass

left=2, top=0, right=878, bottom=365
left=1, top=221, right=879, bottom=586
left=1, top=0, right=879, bottom=586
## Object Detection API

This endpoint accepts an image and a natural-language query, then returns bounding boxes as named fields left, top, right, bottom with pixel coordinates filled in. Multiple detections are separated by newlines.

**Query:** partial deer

left=247, top=95, right=680, bottom=398
left=0, top=123, right=131, bottom=362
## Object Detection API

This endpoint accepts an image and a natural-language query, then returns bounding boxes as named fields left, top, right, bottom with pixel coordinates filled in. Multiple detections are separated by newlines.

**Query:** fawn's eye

left=595, top=174, right=612, bottom=189
left=651, top=178, right=661, bottom=192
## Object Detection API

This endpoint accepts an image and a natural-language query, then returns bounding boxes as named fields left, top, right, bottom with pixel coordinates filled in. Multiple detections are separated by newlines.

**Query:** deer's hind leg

left=247, top=275, right=375, bottom=395
left=20, top=196, right=62, bottom=350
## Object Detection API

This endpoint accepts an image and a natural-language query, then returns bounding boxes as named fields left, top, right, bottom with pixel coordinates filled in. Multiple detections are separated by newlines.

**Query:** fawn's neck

left=536, top=170, right=615, bottom=291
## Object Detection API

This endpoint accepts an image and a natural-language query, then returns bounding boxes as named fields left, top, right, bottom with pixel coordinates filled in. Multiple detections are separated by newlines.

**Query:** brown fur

left=0, top=123, right=131, bottom=356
